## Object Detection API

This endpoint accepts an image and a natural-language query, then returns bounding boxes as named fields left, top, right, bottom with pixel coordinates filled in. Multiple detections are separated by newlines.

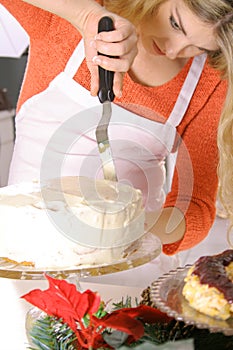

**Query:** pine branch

left=112, top=296, right=139, bottom=310
left=27, top=315, right=77, bottom=350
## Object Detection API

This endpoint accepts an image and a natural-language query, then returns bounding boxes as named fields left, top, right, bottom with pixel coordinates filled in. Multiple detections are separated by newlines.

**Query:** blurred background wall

left=0, top=55, right=27, bottom=186
left=0, top=55, right=27, bottom=108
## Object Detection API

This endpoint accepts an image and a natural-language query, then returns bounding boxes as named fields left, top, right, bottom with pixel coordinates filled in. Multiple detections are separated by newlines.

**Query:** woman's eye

left=169, top=15, right=180, bottom=30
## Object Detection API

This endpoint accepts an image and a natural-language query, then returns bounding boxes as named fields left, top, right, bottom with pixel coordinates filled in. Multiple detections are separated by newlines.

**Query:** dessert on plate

left=0, top=176, right=145, bottom=269
left=182, top=249, right=233, bottom=320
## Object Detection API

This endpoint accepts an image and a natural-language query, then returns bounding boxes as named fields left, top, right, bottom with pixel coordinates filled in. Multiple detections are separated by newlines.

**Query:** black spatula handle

left=97, top=16, right=115, bottom=103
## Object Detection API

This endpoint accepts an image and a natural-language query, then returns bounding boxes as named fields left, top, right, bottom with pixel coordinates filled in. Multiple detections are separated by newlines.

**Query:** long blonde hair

left=183, top=0, right=233, bottom=235
left=104, top=0, right=233, bottom=231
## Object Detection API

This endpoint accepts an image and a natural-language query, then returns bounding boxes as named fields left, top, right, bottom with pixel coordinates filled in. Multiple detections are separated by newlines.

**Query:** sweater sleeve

left=163, top=79, right=227, bottom=255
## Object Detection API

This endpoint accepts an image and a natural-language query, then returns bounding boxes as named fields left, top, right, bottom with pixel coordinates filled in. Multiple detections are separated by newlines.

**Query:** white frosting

left=0, top=177, right=145, bottom=268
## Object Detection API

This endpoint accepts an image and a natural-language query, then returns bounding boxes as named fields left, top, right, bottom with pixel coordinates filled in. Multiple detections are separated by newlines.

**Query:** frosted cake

left=0, top=176, right=145, bottom=269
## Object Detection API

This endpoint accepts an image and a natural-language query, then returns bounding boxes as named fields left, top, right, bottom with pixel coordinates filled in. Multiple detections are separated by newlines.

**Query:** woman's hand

left=78, top=3, right=138, bottom=98
left=145, top=207, right=186, bottom=245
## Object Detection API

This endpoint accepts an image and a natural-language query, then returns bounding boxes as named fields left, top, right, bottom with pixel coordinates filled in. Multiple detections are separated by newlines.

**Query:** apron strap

left=165, top=53, right=206, bottom=193
left=167, top=53, right=207, bottom=127
left=64, top=40, right=85, bottom=78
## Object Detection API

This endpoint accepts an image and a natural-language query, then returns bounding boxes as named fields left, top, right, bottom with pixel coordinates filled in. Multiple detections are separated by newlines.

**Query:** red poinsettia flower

left=93, top=312, right=145, bottom=341
left=93, top=304, right=172, bottom=343
left=22, top=274, right=171, bottom=349
left=110, top=304, right=172, bottom=323
left=21, top=274, right=101, bottom=332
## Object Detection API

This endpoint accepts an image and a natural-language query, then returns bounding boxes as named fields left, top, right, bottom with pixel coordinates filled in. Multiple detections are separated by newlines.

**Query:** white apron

left=8, top=40, right=206, bottom=212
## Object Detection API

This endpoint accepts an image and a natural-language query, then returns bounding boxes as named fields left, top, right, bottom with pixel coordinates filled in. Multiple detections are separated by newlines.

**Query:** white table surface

left=0, top=216, right=230, bottom=350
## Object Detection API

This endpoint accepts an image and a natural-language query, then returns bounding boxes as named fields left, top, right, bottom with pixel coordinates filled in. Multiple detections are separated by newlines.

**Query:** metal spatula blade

left=96, top=101, right=117, bottom=181
left=96, top=16, right=118, bottom=182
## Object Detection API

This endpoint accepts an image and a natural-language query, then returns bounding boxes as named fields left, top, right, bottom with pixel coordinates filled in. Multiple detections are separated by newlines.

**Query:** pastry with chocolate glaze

left=182, top=250, right=233, bottom=320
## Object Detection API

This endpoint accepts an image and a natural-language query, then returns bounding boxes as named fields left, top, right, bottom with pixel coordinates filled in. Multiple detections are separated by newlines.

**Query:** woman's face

left=138, top=0, right=218, bottom=59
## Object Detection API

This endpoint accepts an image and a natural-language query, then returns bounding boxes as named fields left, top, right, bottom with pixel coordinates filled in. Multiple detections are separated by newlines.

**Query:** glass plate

left=0, top=232, right=161, bottom=280
left=151, top=265, right=233, bottom=336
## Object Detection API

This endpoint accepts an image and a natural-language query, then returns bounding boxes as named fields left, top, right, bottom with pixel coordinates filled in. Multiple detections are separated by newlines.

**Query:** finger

left=84, top=37, right=99, bottom=96
left=95, top=18, right=137, bottom=43
left=95, top=27, right=136, bottom=43
left=88, top=62, right=123, bottom=99
left=89, top=67, right=123, bottom=99
left=91, top=56, right=125, bottom=99
left=90, top=67, right=99, bottom=97
left=94, top=36, right=137, bottom=58
left=113, top=72, right=124, bottom=98
left=86, top=59, right=99, bottom=96
left=92, top=54, right=135, bottom=73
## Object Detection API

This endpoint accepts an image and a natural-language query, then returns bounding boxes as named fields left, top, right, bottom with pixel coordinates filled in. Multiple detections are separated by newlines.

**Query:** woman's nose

left=165, top=47, right=177, bottom=59
left=164, top=37, right=188, bottom=59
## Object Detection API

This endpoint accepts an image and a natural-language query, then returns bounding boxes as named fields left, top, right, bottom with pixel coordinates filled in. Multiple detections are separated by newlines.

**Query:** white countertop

left=0, top=216, right=230, bottom=350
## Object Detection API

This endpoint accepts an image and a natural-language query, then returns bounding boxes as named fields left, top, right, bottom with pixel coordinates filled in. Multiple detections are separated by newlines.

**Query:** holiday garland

left=22, top=275, right=233, bottom=350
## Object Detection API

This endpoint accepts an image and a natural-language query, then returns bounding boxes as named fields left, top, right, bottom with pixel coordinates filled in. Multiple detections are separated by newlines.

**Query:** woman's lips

left=153, top=41, right=165, bottom=56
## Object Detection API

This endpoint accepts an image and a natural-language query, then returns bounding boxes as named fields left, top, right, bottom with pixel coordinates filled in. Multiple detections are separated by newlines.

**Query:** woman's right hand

left=75, top=1, right=138, bottom=98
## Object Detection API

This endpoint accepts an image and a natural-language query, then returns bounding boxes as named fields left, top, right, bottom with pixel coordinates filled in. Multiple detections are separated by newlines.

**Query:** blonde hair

left=183, top=1, right=233, bottom=235
left=103, top=0, right=165, bottom=25
left=105, top=0, right=233, bottom=232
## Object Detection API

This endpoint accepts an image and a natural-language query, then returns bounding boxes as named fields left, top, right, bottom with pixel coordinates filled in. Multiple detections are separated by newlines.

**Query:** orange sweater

left=2, top=0, right=228, bottom=254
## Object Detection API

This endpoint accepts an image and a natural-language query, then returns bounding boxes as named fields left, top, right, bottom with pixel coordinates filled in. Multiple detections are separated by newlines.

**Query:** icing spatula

left=96, top=16, right=118, bottom=182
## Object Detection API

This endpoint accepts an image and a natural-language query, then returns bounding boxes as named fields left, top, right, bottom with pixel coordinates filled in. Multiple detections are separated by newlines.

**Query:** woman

left=1, top=0, right=228, bottom=255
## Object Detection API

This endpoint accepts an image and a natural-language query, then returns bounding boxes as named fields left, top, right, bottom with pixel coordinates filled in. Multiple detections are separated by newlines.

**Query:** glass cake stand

left=0, top=232, right=161, bottom=281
